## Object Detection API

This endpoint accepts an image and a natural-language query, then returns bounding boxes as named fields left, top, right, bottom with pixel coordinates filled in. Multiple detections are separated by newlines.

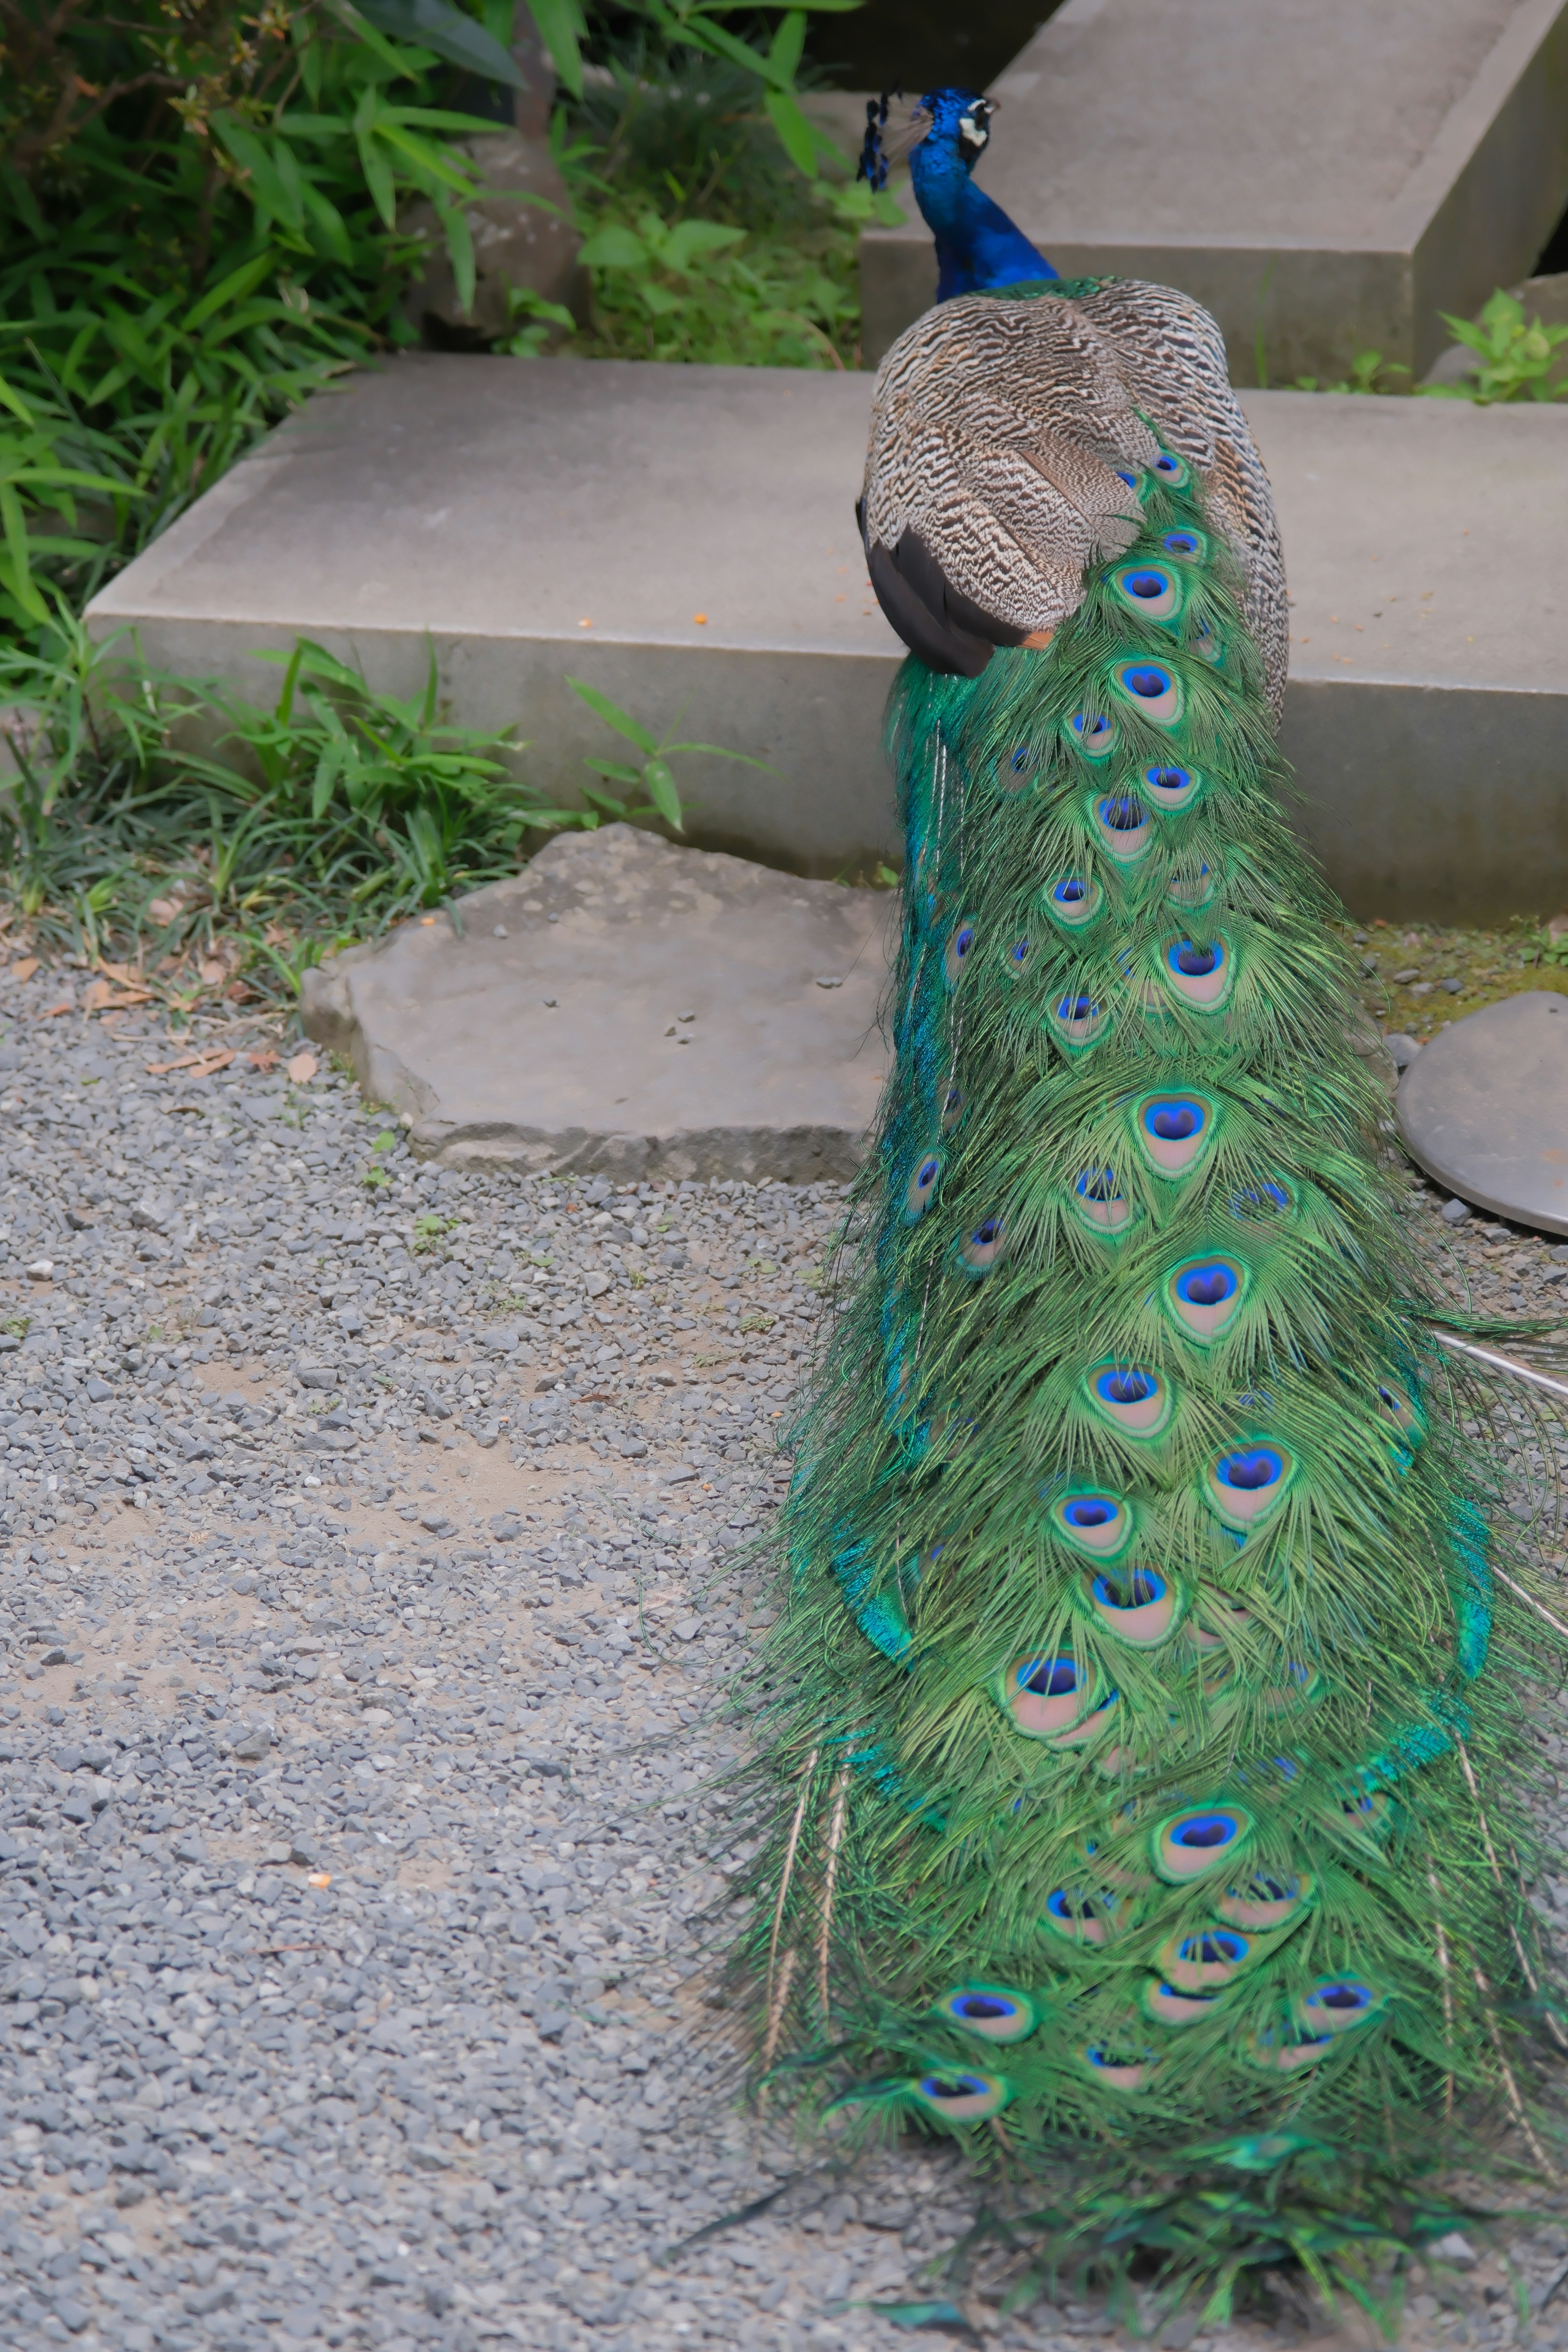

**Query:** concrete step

left=300, top=822, right=891, bottom=1176
left=860, top=0, right=1568, bottom=381
left=87, top=354, right=1568, bottom=922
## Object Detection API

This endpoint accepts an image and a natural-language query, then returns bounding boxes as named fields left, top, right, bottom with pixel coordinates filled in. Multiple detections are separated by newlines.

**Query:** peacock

left=728, top=87, right=1568, bottom=2306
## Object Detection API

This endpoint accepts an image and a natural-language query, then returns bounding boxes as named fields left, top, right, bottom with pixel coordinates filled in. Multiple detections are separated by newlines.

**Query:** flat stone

left=84, top=358, right=1568, bottom=920
left=860, top=0, right=1568, bottom=380
left=1396, top=991, right=1568, bottom=1230
left=299, top=823, right=891, bottom=1177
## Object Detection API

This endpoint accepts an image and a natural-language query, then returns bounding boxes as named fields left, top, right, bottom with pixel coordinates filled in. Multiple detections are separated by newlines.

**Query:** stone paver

left=0, top=950, right=1561, bottom=2352
left=300, top=825, right=892, bottom=1178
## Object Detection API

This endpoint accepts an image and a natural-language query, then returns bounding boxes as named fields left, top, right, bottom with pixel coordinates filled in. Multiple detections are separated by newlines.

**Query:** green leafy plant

left=535, top=0, right=860, bottom=177
left=412, top=1210, right=460, bottom=1249
left=0, top=0, right=538, bottom=645
left=1294, top=350, right=1408, bottom=395
left=188, top=635, right=556, bottom=916
left=558, top=16, right=896, bottom=370
left=565, top=674, right=775, bottom=830
left=1419, top=289, right=1568, bottom=404
left=0, top=618, right=755, bottom=991
left=574, top=201, right=857, bottom=364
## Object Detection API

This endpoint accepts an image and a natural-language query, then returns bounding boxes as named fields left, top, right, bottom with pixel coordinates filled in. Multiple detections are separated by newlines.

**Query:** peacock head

left=859, top=88, right=994, bottom=193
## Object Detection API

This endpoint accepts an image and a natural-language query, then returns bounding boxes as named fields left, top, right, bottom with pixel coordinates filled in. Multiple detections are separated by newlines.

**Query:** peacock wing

left=862, top=282, right=1288, bottom=716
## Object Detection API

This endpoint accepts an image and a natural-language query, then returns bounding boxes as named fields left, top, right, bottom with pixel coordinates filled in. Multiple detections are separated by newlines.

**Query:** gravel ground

left=0, top=959, right=1563, bottom=2352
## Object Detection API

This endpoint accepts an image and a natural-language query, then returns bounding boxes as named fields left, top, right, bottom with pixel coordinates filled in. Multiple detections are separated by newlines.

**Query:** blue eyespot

left=1171, top=1813, right=1240, bottom=1852
left=1020, top=1655, right=1079, bottom=1698
left=1076, top=1167, right=1121, bottom=1203
left=1176, top=1263, right=1239, bottom=1308
left=1216, top=1447, right=1284, bottom=1493
left=1169, top=941, right=1221, bottom=978
left=1144, top=1099, right=1205, bottom=1143
left=1125, top=665, right=1171, bottom=700
left=1097, top=1368, right=1153, bottom=1406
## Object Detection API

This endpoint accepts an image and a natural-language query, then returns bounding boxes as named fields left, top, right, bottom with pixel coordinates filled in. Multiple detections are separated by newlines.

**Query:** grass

left=0, top=615, right=711, bottom=1023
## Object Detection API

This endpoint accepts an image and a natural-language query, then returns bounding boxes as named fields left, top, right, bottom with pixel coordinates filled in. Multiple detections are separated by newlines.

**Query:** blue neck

left=910, top=139, right=1055, bottom=300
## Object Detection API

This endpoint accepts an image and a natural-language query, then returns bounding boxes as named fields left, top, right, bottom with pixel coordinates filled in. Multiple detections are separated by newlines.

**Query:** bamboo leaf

left=641, top=757, right=685, bottom=831
left=566, top=675, right=659, bottom=753
left=354, top=0, right=525, bottom=83
left=764, top=88, right=819, bottom=176
left=526, top=0, right=587, bottom=98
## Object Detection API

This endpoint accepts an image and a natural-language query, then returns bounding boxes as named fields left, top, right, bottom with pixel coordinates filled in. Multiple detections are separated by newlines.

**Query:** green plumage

left=732, top=454, right=1565, bottom=2281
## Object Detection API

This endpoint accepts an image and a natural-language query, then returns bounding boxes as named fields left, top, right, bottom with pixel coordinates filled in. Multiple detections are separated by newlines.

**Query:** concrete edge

left=1277, top=675, right=1568, bottom=923
left=405, top=1119, right=871, bottom=1181
left=1405, top=0, right=1568, bottom=373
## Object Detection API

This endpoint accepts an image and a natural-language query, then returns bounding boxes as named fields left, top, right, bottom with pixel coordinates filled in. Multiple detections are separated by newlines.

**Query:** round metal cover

left=1396, top=990, right=1568, bottom=1234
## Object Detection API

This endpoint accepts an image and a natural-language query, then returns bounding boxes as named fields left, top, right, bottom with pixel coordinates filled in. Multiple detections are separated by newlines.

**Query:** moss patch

left=1345, top=915, right=1568, bottom=1042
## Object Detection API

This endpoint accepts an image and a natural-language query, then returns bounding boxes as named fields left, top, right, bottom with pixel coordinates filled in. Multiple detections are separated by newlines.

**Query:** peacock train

left=727, top=86, right=1568, bottom=2294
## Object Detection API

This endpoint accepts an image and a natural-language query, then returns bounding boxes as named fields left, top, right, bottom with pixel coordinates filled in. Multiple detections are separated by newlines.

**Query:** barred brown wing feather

left=862, top=280, right=1287, bottom=706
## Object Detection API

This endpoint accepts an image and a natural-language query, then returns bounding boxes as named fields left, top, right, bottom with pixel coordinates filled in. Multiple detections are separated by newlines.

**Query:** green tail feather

left=732, top=450, right=1566, bottom=2270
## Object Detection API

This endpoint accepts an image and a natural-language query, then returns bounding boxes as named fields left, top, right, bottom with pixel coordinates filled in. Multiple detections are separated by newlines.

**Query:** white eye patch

left=959, top=115, right=988, bottom=145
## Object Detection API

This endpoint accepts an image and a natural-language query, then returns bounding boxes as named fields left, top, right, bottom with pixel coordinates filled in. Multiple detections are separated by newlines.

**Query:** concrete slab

left=85, top=358, right=1568, bottom=920
left=1396, top=991, right=1568, bottom=1232
left=860, top=0, right=1568, bottom=382
left=298, top=823, right=892, bottom=1177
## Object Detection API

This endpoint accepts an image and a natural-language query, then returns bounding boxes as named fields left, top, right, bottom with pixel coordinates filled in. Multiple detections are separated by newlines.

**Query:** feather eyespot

left=1042, top=1886, right=1122, bottom=1947
left=1082, top=2043, right=1153, bottom=2089
left=909, top=2071, right=1011, bottom=2123
left=1071, top=1165, right=1134, bottom=1235
left=1167, top=860, right=1217, bottom=910
left=901, top=1152, right=942, bottom=1224
left=1141, top=1979, right=1229, bottom=2027
left=1163, top=933, right=1232, bottom=1009
left=1049, top=991, right=1108, bottom=1051
left=956, top=1215, right=1006, bottom=1275
left=1206, top=1442, right=1294, bottom=1528
left=1067, top=711, right=1118, bottom=761
left=1133, top=1090, right=1216, bottom=1177
left=1375, top=1376, right=1423, bottom=1439
left=1193, top=619, right=1224, bottom=666
left=1157, top=1928, right=1252, bottom=1989
left=1001, top=742, right=1038, bottom=790
left=1110, top=564, right=1181, bottom=624
left=1043, top=873, right=1103, bottom=931
left=1002, top=934, right=1033, bottom=977
left=1143, top=762, right=1201, bottom=811
left=1151, top=449, right=1191, bottom=488
left=1089, top=1566, right=1178, bottom=1646
left=944, top=919, right=978, bottom=985
left=1093, top=792, right=1154, bottom=861
left=1229, top=1178, right=1293, bottom=1222
left=940, top=1085, right=965, bottom=1134
left=1160, top=528, right=1207, bottom=562
left=1051, top=1489, right=1134, bottom=1558
left=1217, top=1872, right=1313, bottom=1930
left=1152, top=1805, right=1253, bottom=1884
left=934, top=1985, right=1038, bottom=2043
left=1111, top=659, right=1183, bottom=726
left=997, top=1650, right=1117, bottom=1745
left=1085, top=1361, right=1174, bottom=1438
left=1295, top=1979, right=1383, bottom=2038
